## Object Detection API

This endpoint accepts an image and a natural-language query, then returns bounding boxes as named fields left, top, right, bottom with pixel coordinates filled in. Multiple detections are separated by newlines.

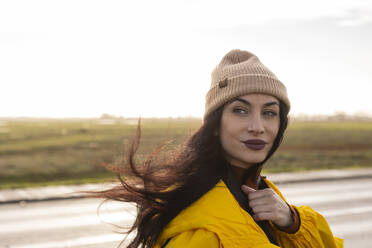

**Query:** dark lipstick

left=242, top=139, right=267, bottom=150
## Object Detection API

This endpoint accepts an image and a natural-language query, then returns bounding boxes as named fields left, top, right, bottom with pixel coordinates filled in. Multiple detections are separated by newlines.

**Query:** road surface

left=1, top=178, right=372, bottom=248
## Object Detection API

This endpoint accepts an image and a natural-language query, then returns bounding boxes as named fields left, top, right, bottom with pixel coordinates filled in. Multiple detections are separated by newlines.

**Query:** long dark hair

left=90, top=100, right=289, bottom=247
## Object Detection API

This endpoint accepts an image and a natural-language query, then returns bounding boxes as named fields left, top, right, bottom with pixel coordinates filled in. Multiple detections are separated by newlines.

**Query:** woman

left=96, top=49, right=343, bottom=247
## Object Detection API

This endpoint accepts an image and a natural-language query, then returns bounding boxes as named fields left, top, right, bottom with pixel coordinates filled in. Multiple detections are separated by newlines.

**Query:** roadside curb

left=267, top=168, right=372, bottom=185
left=1, top=168, right=372, bottom=204
left=0, top=183, right=114, bottom=205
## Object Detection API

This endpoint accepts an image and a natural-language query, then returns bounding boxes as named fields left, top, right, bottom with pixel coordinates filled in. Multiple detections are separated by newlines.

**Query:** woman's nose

left=247, top=115, right=264, bottom=135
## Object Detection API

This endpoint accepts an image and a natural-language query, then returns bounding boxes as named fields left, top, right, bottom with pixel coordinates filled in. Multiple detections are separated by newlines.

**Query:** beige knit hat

left=204, top=49, right=290, bottom=119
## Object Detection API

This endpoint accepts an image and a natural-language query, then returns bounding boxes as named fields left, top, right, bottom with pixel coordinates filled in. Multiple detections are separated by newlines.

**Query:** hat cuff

left=204, top=75, right=290, bottom=119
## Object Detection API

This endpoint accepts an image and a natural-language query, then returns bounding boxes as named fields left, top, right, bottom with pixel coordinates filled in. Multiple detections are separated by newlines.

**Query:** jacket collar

left=222, top=162, right=278, bottom=246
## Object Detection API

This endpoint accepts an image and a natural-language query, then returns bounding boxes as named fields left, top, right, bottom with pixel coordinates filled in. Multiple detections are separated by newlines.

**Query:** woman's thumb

left=241, top=184, right=256, bottom=194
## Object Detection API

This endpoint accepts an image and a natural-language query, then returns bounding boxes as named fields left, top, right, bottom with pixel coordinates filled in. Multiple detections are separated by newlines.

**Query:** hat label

left=219, top=78, right=228, bottom=88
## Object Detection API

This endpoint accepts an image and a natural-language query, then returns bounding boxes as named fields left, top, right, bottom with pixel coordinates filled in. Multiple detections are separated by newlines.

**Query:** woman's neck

left=229, top=164, right=262, bottom=190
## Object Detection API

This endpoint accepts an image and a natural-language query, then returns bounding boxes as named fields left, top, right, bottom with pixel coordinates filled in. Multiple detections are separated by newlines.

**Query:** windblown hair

left=91, top=101, right=289, bottom=248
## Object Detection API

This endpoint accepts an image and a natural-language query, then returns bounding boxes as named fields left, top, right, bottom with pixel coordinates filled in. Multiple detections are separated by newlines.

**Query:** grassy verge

left=1, top=117, right=372, bottom=189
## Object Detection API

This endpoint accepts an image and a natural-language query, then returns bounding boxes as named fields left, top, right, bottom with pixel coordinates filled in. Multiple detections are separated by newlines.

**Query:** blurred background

left=1, top=0, right=371, bottom=188
left=0, top=1, right=372, bottom=247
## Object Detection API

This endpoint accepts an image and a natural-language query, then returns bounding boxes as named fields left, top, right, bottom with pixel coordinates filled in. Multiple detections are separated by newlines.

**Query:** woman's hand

left=241, top=185, right=293, bottom=228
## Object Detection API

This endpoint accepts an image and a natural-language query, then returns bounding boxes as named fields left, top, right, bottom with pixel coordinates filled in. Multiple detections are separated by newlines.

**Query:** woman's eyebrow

left=235, top=98, right=279, bottom=107
left=264, top=102, right=280, bottom=107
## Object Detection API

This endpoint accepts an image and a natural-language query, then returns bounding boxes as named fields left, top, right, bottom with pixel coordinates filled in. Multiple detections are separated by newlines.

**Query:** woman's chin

left=228, top=158, right=264, bottom=169
left=224, top=152, right=267, bottom=169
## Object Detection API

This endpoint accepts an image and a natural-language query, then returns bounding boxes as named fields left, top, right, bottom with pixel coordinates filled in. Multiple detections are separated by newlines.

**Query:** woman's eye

left=264, top=110, right=278, bottom=117
left=232, top=108, right=247, bottom=114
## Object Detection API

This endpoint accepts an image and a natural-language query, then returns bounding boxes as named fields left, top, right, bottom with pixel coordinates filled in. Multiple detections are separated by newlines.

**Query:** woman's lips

left=242, top=139, right=267, bottom=150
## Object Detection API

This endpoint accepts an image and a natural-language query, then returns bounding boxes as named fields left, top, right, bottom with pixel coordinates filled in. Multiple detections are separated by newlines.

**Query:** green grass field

left=1, top=117, right=372, bottom=189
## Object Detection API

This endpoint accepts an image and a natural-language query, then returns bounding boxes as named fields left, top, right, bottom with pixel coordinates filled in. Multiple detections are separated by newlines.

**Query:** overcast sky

left=1, top=0, right=371, bottom=118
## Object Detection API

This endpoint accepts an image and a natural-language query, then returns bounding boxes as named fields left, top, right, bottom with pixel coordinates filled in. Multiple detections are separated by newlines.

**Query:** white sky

left=1, top=0, right=372, bottom=118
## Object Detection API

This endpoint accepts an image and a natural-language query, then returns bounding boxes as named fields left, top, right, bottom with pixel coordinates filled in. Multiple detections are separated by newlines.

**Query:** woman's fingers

left=250, top=203, right=273, bottom=213
left=253, top=212, right=275, bottom=221
left=248, top=188, right=276, bottom=200
left=242, top=185, right=275, bottom=200
left=241, top=184, right=293, bottom=227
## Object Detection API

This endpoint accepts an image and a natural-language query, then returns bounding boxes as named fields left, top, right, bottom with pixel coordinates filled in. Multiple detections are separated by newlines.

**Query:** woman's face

left=219, top=94, right=280, bottom=169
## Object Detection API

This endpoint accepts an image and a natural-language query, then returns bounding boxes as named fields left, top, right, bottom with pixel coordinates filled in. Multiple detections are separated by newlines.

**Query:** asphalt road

left=1, top=178, right=372, bottom=248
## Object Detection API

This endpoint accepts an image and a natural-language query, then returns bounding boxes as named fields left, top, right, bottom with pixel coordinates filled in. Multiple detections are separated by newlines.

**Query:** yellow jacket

left=155, top=178, right=343, bottom=248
